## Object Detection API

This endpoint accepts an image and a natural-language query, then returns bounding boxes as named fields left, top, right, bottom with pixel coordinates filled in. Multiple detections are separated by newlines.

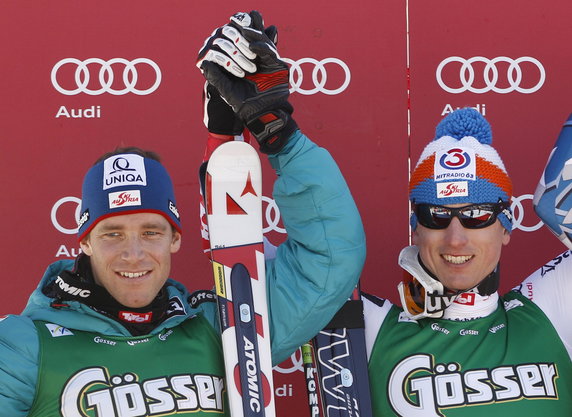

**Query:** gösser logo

left=440, top=148, right=471, bottom=170
left=51, top=58, right=162, bottom=96
left=436, top=56, right=545, bottom=94
left=282, top=57, right=351, bottom=95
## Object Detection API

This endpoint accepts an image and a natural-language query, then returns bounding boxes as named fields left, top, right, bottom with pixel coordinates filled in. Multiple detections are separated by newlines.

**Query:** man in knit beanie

left=362, top=108, right=572, bottom=415
left=403, top=107, right=513, bottom=318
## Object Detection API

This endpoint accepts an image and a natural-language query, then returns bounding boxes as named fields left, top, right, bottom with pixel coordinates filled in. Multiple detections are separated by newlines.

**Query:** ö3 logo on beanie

left=439, top=148, right=472, bottom=170
left=435, top=148, right=476, bottom=182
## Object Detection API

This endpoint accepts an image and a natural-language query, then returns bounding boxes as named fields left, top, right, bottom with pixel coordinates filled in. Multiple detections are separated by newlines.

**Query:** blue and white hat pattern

left=409, top=108, right=513, bottom=231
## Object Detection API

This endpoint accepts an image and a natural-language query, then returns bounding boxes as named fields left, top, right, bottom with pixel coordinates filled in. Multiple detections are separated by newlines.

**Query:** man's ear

left=170, top=231, right=182, bottom=253
left=411, top=228, right=419, bottom=245
left=80, top=236, right=93, bottom=256
left=502, top=229, right=511, bottom=246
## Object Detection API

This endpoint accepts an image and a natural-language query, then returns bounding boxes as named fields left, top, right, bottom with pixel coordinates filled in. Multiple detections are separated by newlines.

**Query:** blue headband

left=77, top=153, right=182, bottom=240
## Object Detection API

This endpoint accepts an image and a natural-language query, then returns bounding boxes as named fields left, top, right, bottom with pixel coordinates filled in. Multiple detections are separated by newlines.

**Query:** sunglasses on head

left=414, top=201, right=510, bottom=230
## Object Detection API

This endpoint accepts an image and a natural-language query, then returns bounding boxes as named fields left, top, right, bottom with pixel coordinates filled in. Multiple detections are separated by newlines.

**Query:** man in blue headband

left=0, top=11, right=366, bottom=416
left=75, top=148, right=184, bottom=310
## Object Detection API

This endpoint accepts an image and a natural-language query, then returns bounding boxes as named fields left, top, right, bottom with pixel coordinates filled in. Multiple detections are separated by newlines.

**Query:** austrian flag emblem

left=437, top=181, right=468, bottom=198
left=108, top=190, right=142, bottom=209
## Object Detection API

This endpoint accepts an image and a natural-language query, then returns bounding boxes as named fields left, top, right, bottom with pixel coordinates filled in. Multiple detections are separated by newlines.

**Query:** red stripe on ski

left=206, top=172, right=213, bottom=215
left=256, top=313, right=264, bottom=337
left=227, top=300, right=235, bottom=326
left=212, top=244, right=263, bottom=281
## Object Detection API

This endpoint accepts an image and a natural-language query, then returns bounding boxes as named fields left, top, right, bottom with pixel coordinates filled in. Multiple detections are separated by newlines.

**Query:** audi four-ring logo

left=436, top=56, right=545, bottom=94
left=283, top=57, right=351, bottom=95
left=51, top=58, right=162, bottom=95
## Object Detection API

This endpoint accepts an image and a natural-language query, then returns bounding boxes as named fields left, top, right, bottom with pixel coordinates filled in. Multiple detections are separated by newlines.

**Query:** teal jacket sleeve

left=266, top=131, right=366, bottom=364
left=0, top=315, right=39, bottom=416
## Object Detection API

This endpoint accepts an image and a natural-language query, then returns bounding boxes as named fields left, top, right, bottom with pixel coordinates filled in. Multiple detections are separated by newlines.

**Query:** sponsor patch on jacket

left=45, top=323, right=74, bottom=337
left=166, top=296, right=187, bottom=317
left=119, top=311, right=153, bottom=323
left=454, top=292, right=475, bottom=305
left=504, top=299, right=524, bottom=311
left=188, top=290, right=216, bottom=309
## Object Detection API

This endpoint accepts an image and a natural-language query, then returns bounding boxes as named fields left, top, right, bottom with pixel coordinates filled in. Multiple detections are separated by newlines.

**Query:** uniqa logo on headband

left=434, top=147, right=476, bottom=182
left=103, top=154, right=147, bottom=190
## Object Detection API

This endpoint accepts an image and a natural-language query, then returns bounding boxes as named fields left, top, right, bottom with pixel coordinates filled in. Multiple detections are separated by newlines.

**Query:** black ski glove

left=202, top=81, right=243, bottom=136
left=197, top=11, right=298, bottom=154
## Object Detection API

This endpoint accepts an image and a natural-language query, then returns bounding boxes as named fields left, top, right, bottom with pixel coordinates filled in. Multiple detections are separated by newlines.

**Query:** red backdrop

left=1, top=1, right=569, bottom=415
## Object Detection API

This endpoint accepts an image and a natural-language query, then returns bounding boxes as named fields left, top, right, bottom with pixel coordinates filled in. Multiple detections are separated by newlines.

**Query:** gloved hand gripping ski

left=202, top=82, right=244, bottom=136
left=197, top=11, right=298, bottom=154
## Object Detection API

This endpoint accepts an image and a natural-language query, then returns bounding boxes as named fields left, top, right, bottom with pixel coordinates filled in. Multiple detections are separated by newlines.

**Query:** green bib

left=29, top=315, right=227, bottom=416
left=368, top=292, right=572, bottom=416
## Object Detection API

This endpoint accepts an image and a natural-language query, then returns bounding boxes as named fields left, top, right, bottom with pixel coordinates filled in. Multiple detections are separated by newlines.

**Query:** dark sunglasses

left=414, top=202, right=510, bottom=230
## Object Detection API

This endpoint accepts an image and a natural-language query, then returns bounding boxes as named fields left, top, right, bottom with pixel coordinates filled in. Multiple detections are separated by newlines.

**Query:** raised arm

left=197, top=11, right=366, bottom=364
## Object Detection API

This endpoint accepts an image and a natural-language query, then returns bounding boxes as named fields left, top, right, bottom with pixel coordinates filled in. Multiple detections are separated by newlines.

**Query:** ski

left=302, top=342, right=322, bottom=417
left=312, top=284, right=373, bottom=417
left=204, top=141, right=275, bottom=417
left=533, top=113, right=572, bottom=245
